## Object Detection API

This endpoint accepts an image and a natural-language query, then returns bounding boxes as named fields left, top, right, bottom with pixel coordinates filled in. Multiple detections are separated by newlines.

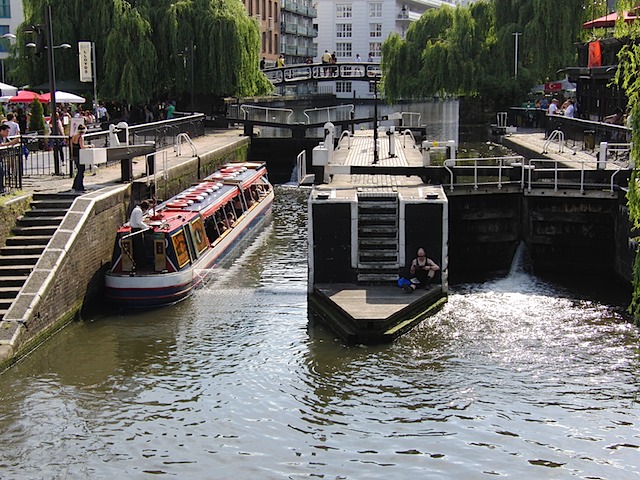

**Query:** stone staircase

left=356, top=192, right=400, bottom=284
left=0, top=193, right=75, bottom=320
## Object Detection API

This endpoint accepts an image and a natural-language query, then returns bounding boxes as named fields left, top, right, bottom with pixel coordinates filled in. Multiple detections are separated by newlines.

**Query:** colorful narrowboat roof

left=117, top=162, right=268, bottom=234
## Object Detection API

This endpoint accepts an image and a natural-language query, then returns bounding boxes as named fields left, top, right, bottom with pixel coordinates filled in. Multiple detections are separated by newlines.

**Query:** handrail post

left=580, top=162, right=585, bottom=194
left=498, top=159, right=503, bottom=189
left=474, top=159, right=478, bottom=190
left=554, top=161, right=558, bottom=191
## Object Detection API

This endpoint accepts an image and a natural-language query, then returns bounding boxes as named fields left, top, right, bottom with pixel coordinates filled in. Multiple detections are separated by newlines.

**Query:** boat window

left=171, top=230, right=191, bottom=268
left=189, top=217, right=209, bottom=254
left=182, top=225, right=200, bottom=260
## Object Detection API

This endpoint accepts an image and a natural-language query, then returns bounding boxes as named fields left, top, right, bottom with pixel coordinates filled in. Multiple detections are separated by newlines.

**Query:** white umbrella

left=0, top=82, right=18, bottom=97
left=40, top=91, right=86, bottom=103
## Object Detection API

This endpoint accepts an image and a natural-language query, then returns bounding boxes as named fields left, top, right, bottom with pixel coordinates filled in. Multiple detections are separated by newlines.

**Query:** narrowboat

left=105, top=162, right=274, bottom=307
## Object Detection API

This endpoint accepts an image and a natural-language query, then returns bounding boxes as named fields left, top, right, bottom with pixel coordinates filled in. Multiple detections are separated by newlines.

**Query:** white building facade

left=314, top=0, right=454, bottom=98
left=0, top=0, right=24, bottom=86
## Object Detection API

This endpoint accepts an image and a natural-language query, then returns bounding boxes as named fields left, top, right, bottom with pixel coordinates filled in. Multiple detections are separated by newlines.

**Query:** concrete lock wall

left=0, top=140, right=250, bottom=369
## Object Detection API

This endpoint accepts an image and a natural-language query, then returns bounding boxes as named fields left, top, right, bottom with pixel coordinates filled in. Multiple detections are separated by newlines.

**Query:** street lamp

left=178, top=40, right=196, bottom=112
left=370, top=79, right=379, bottom=164
left=512, top=32, right=522, bottom=78
left=25, top=5, right=70, bottom=175
left=1, top=33, right=16, bottom=83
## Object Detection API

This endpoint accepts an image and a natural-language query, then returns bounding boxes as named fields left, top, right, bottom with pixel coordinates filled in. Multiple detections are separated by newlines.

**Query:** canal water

left=0, top=188, right=638, bottom=479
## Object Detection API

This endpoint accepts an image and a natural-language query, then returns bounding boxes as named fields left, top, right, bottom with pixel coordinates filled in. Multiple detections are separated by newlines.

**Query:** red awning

left=582, top=11, right=637, bottom=29
left=7, top=90, right=46, bottom=103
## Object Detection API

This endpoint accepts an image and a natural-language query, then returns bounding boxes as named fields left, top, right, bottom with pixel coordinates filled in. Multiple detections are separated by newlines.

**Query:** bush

left=28, top=99, right=45, bottom=133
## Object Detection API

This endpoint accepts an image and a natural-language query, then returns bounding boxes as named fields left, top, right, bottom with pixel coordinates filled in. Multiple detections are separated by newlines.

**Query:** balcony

left=281, top=23, right=299, bottom=34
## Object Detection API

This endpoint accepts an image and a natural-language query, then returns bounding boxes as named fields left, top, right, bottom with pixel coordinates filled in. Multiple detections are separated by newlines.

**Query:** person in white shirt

left=129, top=200, right=150, bottom=270
left=5, top=113, right=20, bottom=137
left=548, top=98, right=559, bottom=115
left=564, top=99, right=575, bottom=118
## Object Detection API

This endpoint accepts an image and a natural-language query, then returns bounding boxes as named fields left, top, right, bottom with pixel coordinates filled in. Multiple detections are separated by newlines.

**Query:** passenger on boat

left=404, top=248, right=440, bottom=292
left=223, top=211, right=236, bottom=229
left=129, top=200, right=150, bottom=270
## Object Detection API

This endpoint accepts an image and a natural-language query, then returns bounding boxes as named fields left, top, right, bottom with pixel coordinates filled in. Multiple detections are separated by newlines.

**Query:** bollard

left=597, top=142, right=607, bottom=170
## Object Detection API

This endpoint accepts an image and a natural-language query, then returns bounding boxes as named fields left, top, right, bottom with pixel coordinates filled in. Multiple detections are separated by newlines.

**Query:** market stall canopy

left=2, top=90, right=46, bottom=103
left=0, top=82, right=18, bottom=97
left=530, top=78, right=576, bottom=94
left=582, top=10, right=638, bottom=29
left=39, top=91, right=86, bottom=104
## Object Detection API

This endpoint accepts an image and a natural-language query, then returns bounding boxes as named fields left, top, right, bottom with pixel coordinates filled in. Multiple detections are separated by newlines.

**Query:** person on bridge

left=403, top=248, right=440, bottom=293
left=260, top=57, right=266, bottom=70
left=277, top=54, right=285, bottom=67
left=321, top=50, right=331, bottom=76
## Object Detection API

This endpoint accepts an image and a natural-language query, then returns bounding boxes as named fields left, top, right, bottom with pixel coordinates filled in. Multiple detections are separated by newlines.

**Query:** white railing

left=543, top=129, right=565, bottom=154
left=442, top=156, right=525, bottom=191
left=402, top=129, right=416, bottom=148
left=240, top=105, right=294, bottom=124
left=337, top=130, right=352, bottom=149
left=296, top=150, right=307, bottom=185
left=400, top=112, right=421, bottom=128
left=175, top=132, right=197, bottom=157
left=527, top=158, right=620, bottom=193
left=303, top=104, right=354, bottom=124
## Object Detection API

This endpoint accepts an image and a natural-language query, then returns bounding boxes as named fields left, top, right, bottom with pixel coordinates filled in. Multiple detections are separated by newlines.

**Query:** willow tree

left=613, top=0, right=640, bottom=320
left=12, top=0, right=271, bottom=106
left=101, top=0, right=157, bottom=103
left=382, top=2, right=494, bottom=102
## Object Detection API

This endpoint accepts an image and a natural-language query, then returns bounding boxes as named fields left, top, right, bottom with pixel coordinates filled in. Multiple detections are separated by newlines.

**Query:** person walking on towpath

left=70, top=124, right=93, bottom=193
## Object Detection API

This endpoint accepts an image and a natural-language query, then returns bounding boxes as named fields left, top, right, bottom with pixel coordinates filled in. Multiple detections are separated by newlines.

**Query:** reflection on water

left=0, top=188, right=639, bottom=479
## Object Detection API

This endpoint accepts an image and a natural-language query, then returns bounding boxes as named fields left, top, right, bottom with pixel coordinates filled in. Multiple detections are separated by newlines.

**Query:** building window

left=336, top=42, right=352, bottom=58
left=336, top=4, right=352, bottom=18
left=370, top=23, right=382, bottom=38
left=369, top=42, right=381, bottom=58
left=369, top=82, right=378, bottom=94
left=336, top=81, right=352, bottom=93
left=0, top=1, right=10, bottom=18
left=0, top=25, right=8, bottom=52
left=336, top=24, right=352, bottom=38
left=369, top=2, right=382, bottom=18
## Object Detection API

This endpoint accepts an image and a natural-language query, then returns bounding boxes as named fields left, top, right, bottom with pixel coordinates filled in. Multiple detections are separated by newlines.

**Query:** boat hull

left=105, top=191, right=273, bottom=308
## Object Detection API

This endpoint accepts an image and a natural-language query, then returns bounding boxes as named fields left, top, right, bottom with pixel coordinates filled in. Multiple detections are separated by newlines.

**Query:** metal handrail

left=175, top=132, right=197, bottom=157
left=240, top=105, right=294, bottom=124
left=337, top=130, right=352, bottom=149
left=442, top=156, right=524, bottom=191
left=528, top=158, right=589, bottom=193
left=401, top=129, right=416, bottom=148
left=296, top=150, right=306, bottom=185
left=303, top=104, right=355, bottom=124
left=543, top=129, right=565, bottom=154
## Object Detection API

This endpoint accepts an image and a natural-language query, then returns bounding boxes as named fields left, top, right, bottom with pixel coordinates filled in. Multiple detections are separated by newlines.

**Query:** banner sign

left=79, top=41, right=93, bottom=82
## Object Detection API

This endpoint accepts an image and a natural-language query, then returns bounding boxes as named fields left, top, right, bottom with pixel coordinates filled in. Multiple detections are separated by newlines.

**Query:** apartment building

left=0, top=0, right=24, bottom=85
left=314, top=0, right=454, bottom=98
left=244, top=0, right=282, bottom=65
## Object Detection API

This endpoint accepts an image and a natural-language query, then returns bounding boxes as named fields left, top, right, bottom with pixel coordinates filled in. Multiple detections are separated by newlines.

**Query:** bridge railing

left=263, top=62, right=382, bottom=85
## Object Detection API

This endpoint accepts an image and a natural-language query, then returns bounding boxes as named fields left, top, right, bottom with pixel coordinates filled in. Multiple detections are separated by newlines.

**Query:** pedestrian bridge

left=262, top=62, right=381, bottom=86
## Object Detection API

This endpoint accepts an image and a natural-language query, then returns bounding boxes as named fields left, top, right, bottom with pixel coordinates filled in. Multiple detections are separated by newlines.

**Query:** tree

left=28, top=99, right=45, bottom=133
left=12, top=0, right=272, bottom=106
left=382, top=0, right=585, bottom=109
left=613, top=0, right=640, bottom=320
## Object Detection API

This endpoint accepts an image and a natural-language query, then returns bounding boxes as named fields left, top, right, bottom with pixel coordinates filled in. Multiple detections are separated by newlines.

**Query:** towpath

left=18, top=128, right=244, bottom=195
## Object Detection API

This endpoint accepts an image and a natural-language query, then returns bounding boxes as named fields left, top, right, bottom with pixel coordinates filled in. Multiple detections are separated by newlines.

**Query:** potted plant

left=27, top=99, right=46, bottom=150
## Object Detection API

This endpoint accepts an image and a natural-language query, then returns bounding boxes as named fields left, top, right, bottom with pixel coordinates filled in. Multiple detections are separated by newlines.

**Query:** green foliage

left=11, top=0, right=272, bottom=105
left=28, top=99, right=45, bottom=132
left=383, top=0, right=583, bottom=108
left=612, top=1, right=640, bottom=319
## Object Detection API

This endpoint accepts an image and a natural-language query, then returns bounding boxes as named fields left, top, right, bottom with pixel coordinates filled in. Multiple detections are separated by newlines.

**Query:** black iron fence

left=4, top=114, right=206, bottom=180
left=0, top=144, right=22, bottom=195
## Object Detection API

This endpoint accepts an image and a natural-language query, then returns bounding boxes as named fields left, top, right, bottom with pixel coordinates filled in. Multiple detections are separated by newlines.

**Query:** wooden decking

left=310, top=283, right=447, bottom=344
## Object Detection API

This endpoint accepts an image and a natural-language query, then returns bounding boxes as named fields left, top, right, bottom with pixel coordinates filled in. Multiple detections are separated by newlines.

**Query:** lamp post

left=179, top=40, right=196, bottom=112
left=26, top=6, right=70, bottom=175
left=1, top=33, right=16, bottom=84
left=512, top=32, right=522, bottom=78
left=371, top=79, right=379, bottom=164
